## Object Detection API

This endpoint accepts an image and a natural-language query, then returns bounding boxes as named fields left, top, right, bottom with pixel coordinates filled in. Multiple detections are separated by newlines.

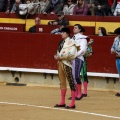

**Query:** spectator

left=10, top=0, right=21, bottom=13
left=111, top=27, right=120, bottom=97
left=94, top=0, right=111, bottom=16
left=29, top=17, right=40, bottom=33
left=0, top=0, right=4, bottom=12
left=63, top=0, right=75, bottom=15
left=43, top=0, right=63, bottom=14
left=25, top=0, right=30, bottom=4
left=113, top=0, right=120, bottom=16
left=48, top=11, right=69, bottom=26
left=73, top=0, right=89, bottom=15
left=108, top=0, right=114, bottom=13
left=84, top=0, right=95, bottom=15
left=3, top=0, right=15, bottom=14
left=50, top=25, right=66, bottom=34
left=37, top=0, right=49, bottom=13
left=98, top=27, right=107, bottom=36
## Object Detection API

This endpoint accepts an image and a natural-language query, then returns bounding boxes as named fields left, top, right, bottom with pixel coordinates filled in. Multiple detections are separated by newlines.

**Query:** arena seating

left=0, top=13, right=120, bottom=35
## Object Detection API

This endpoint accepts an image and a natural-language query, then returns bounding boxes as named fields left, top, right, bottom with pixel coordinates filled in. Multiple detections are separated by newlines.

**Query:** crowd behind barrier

left=0, top=0, right=120, bottom=16
left=1, top=12, right=120, bottom=35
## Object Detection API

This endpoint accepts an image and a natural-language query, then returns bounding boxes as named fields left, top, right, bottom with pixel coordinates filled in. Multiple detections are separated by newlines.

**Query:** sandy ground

left=0, top=85, right=120, bottom=120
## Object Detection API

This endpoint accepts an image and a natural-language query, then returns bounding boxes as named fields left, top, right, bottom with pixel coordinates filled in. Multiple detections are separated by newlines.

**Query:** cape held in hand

left=58, top=38, right=80, bottom=60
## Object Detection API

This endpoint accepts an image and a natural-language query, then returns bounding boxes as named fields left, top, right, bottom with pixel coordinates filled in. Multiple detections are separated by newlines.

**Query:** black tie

left=58, top=40, right=65, bottom=52
left=72, top=36, right=75, bottom=40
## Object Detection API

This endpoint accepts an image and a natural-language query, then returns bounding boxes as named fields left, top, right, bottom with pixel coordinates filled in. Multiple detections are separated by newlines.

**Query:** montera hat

left=114, top=27, right=120, bottom=34
left=61, top=27, right=70, bottom=35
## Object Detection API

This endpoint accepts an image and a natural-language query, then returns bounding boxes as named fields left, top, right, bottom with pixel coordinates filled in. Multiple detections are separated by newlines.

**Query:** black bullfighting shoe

left=65, top=105, right=76, bottom=109
left=75, top=94, right=83, bottom=100
left=115, top=93, right=120, bottom=97
left=82, top=94, right=87, bottom=97
left=54, top=104, right=66, bottom=107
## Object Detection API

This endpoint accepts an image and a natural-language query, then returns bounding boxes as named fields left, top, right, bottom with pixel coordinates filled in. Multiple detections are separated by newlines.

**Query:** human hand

left=54, top=55, right=58, bottom=60
left=6, top=10, right=10, bottom=15
left=43, top=12, right=47, bottom=14
left=89, top=53, right=92, bottom=57
left=10, top=11, right=15, bottom=14
left=111, top=49, right=116, bottom=54
left=117, top=53, right=120, bottom=57
left=98, top=5, right=101, bottom=9
left=49, top=21, right=53, bottom=25
left=52, top=22, right=58, bottom=25
left=50, top=12, right=55, bottom=15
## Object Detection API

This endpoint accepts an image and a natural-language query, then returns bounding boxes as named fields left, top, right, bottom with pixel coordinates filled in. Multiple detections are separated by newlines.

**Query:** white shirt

left=72, top=33, right=87, bottom=61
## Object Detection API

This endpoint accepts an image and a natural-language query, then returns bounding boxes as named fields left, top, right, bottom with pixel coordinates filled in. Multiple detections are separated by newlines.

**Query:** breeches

left=58, top=61, right=76, bottom=91
left=81, top=59, right=88, bottom=82
left=116, top=58, right=120, bottom=76
left=72, top=58, right=83, bottom=84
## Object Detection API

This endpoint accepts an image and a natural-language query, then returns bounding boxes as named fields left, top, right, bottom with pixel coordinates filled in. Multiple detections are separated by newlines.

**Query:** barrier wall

left=0, top=31, right=117, bottom=74
left=0, top=12, right=120, bottom=34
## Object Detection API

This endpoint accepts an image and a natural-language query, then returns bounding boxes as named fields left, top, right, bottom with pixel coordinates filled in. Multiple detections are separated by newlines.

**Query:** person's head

left=35, top=17, right=40, bottom=25
left=61, top=27, right=70, bottom=39
left=26, top=0, right=31, bottom=4
left=73, top=24, right=83, bottom=34
left=98, top=27, right=107, bottom=36
left=57, top=11, right=64, bottom=20
left=67, top=0, right=73, bottom=5
left=77, top=0, right=84, bottom=6
left=59, top=24, right=66, bottom=31
left=15, top=0, right=21, bottom=4
left=114, top=27, right=120, bottom=38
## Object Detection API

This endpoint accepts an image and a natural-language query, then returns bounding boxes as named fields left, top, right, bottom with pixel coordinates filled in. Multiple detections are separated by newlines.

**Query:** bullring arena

left=0, top=84, right=120, bottom=120
left=0, top=12, right=120, bottom=120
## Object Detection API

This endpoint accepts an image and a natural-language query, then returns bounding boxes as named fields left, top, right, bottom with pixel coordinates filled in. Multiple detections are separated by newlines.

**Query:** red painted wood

left=36, top=25, right=95, bottom=35
left=0, top=12, right=120, bottom=22
left=0, top=23, right=25, bottom=32
left=0, top=31, right=118, bottom=74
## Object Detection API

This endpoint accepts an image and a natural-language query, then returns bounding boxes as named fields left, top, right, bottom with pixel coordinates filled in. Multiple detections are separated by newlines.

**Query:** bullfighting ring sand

left=0, top=84, right=120, bottom=120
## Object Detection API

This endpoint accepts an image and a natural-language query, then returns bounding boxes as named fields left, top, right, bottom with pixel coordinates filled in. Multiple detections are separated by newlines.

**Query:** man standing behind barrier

left=71, top=24, right=87, bottom=100
left=48, top=11, right=69, bottom=26
left=111, top=27, right=120, bottom=97
left=29, top=17, right=41, bottom=33
left=54, top=28, right=79, bottom=109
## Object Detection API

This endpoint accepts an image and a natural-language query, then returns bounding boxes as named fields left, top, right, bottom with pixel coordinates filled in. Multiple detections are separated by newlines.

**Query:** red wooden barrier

left=0, top=12, right=120, bottom=22
left=0, top=31, right=117, bottom=74
left=36, top=25, right=95, bottom=35
left=0, top=23, right=25, bottom=32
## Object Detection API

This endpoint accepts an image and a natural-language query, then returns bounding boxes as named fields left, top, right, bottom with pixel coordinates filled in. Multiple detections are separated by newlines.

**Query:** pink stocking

left=69, top=90, right=75, bottom=107
left=59, top=89, right=66, bottom=105
left=76, top=84, right=82, bottom=98
left=83, top=82, right=88, bottom=94
left=75, top=84, right=78, bottom=97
